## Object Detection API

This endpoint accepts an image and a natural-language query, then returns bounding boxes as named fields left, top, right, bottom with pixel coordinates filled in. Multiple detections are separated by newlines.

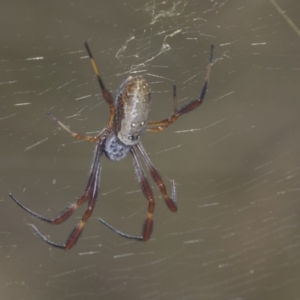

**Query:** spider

left=9, top=42, right=214, bottom=250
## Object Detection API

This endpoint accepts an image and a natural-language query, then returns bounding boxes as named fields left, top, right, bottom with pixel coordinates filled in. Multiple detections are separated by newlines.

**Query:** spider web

left=2, top=0, right=300, bottom=299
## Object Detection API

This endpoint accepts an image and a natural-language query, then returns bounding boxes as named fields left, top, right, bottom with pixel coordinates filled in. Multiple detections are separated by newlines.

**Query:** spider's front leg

left=136, top=143, right=177, bottom=212
left=98, top=143, right=177, bottom=241
left=147, top=44, right=214, bottom=132
left=99, top=146, right=155, bottom=241
left=9, top=138, right=106, bottom=250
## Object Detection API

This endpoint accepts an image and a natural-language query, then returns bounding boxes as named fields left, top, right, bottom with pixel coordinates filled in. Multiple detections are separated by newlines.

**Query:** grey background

left=1, top=1, right=300, bottom=299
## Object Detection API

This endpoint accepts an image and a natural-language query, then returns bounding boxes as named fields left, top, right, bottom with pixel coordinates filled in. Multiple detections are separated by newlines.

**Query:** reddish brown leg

left=98, top=146, right=155, bottom=241
left=46, top=43, right=116, bottom=142
left=47, top=112, right=109, bottom=142
left=9, top=138, right=106, bottom=249
left=136, top=143, right=177, bottom=212
left=84, top=42, right=115, bottom=128
left=147, top=44, right=214, bottom=132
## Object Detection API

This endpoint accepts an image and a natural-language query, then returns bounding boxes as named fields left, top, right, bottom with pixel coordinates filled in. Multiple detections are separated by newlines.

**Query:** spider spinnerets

left=9, top=42, right=214, bottom=250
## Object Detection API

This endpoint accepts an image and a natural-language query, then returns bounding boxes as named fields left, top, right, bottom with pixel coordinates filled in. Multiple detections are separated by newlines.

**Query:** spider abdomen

left=104, top=132, right=130, bottom=161
left=114, top=76, right=151, bottom=146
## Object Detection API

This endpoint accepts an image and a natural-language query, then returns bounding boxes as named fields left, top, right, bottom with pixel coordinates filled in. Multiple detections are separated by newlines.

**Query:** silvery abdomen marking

left=114, top=76, right=151, bottom=146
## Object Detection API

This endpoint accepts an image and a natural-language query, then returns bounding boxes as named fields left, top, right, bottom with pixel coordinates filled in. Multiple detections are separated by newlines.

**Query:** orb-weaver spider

left=9, top=42, right=214, bottom=250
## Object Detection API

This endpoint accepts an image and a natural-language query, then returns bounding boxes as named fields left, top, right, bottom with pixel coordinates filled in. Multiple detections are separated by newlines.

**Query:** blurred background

left=1, top=1, right=300, bottom=299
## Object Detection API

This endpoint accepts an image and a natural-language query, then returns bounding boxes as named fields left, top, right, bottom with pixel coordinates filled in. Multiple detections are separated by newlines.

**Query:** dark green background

left=1, top=1, right=300, bottom=299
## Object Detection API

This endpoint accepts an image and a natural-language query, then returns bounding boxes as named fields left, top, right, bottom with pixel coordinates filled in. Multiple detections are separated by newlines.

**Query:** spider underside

left=9, top=42, right=214, bottom=250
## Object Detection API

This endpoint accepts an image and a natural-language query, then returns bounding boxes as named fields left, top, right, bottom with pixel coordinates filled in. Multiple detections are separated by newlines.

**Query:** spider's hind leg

left=147, top=44, right=214, bottom=132
left=84, top=42, right=115, bottom=127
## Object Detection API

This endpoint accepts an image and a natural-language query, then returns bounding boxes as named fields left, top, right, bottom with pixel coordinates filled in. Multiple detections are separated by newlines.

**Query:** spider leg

left=9, top=192, right=89, bottom=225
left=31, top=155, right=102, bottom=249
left=136, top=143, right=177, bottom=212
left=9, top=131, right=109, bottom=225
left=97, top=219, right=144, bottom=241
left=10, top=138, right=106, bottom=250
left=84, top=42, right=115, bottom=128
left=98, top=146, right=156, bottom=241
left=46, top=112, right=108, bottom=142
left=147, top=44, right=214, bottom=132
